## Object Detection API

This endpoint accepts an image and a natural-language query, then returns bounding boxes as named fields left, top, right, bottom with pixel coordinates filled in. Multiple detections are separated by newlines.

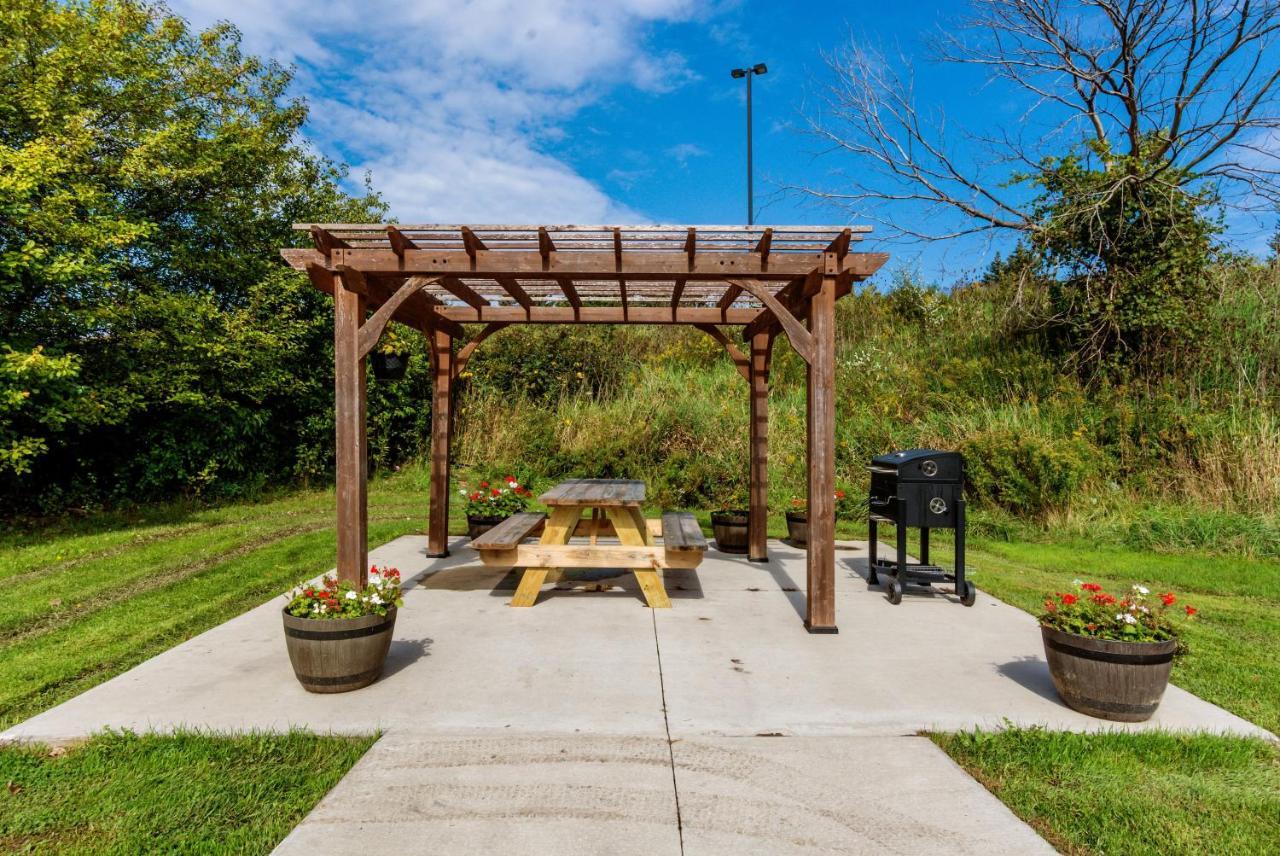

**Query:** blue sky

left=170, top=0, right=1277, bottom=284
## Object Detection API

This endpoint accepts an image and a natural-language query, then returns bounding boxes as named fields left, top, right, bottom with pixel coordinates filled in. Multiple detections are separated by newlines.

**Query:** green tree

left=0, top=0, right=387, bottom=512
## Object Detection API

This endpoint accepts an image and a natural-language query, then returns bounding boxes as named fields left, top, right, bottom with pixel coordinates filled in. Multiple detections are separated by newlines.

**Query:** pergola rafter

left=283, top=223, right=886, bottom=632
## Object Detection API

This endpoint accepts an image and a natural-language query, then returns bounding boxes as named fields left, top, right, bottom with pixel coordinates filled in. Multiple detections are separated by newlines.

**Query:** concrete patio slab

left=2, top=535, right=1266, bottom=743
left=672, top=736, right=1055, bottom=855
left=273, top=733, right=682, bottom=856
left=274, top=732, right=1054, bottom=856
left=1, top=536, right=667, bottom=742
left=655, top=567, right=1266, bottom=738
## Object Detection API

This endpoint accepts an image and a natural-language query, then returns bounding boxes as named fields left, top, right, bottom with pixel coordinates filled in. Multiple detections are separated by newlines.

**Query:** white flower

left=1138, top=605, right=1150, bottom=613
left=311, top=603, right=320, bottom=612
left=1072, top=579, right=1083, bottom=587
left=1133, top=585, right=1149, bottom=595
left=1115, top=613, right=1138, bottom=625
left=371, top=594, right=383, bottom=605
left=511, top=481, right=520, bottom=488
left=345, top=590, right=358, bottom=600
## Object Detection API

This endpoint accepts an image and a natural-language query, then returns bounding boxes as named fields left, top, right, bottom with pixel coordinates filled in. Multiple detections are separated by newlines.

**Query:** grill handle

left=868, top=495, right=895, bottom=508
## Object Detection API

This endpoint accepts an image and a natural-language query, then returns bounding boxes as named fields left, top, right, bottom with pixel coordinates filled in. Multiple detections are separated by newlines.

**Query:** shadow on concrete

left=996, top=656, right=1064, bottom=706
left=382, top=637, right=433, bottom=680
left=705, top=547, right=809, bottom=620
left=842, top=556, right=967, bottom=605
left=531, top=568, right=707, bottom=606
left=415, top=566, right=515, bottom=592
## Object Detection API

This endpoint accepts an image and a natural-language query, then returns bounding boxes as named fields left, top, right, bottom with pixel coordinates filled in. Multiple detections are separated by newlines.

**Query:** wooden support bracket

left=693, top=324, right=750, bottom=381
left=453, top=322, right=512, bottom=379
left=723, top=277, right=814, bottom=363
left=350, top=274, right=442, bottom=359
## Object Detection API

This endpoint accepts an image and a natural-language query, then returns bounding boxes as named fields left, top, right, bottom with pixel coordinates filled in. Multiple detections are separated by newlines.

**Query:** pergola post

left=748, top=331, right=772, bottom=562
left=805, top=259, right=839, bottom=633
left=333, top=273, right=368, bottom=585
left=427, top=326, right=454, bottom=557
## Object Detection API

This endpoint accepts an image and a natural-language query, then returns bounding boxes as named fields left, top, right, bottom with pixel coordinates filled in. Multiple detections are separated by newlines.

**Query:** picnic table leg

left=608, top=507, right=671, bottom=609
left=510, top=506, right=580, bottom=607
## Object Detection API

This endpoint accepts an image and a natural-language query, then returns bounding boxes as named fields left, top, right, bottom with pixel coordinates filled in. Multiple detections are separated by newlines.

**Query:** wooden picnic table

left=471, top=478, right=706, bottom=609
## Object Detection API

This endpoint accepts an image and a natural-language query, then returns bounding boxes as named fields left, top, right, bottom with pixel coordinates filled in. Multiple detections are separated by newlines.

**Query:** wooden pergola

left=282, top=223, right=886, bottom=632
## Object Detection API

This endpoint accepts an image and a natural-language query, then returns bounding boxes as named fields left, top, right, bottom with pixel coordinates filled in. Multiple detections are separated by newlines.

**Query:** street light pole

left=731, top=62, right=768, bottom=225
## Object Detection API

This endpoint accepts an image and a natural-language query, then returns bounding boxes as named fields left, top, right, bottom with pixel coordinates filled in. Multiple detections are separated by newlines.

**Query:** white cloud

left=666, top=142, right=708, bottom=165
left=168, top=0, right=703, bottom=223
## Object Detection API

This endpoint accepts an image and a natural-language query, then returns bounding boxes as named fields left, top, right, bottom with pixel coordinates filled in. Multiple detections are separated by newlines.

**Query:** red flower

left=490, top=488, right=500, bottom=497
left=834, top=489, right=846, bottom=499
left=1061, top=593, right=1078, bottom=605
left=1043, top=599, right=1057, bottom=612
left=1081, top=583, right=1102, bottom=592
left=505, top=475, right=516, bottom=483
left=1086, top=623, right=1097, bottom=632
left=1185, top=605, right=1197, bottom=616
left=1160, top=592, right=1176, bottom=606
left=479, top=481, right=489, bottom=488
left=1091, top=593, right=1117, bottom=605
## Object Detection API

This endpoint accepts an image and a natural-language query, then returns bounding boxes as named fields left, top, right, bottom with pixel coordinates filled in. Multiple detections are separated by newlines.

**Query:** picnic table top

left=539, top=479, right=645, bottom=508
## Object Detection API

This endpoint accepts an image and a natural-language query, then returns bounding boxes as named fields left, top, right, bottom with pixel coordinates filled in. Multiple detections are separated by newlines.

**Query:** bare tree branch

left=796, top=0, right=1280, bottom=237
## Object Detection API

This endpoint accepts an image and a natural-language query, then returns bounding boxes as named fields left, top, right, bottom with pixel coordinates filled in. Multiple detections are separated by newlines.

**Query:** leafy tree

left=0, top=0, right=387, bottom=512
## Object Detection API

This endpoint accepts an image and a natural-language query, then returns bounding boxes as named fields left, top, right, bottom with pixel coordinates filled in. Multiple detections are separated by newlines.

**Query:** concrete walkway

left=3, top=536, right=1268, bottom=854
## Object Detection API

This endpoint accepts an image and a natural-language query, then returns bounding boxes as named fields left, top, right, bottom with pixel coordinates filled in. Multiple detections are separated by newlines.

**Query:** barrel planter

left=467, top=514, right=506, bottom=540
left=371, top=351, right=409, bottom=380
left=283, top=608, right=397, bottom=694
left=785, top=510, right=812, bottom=546
left=1040, top=625, right=1177, bottom=722
left=711, top=510, right=749, bottom=554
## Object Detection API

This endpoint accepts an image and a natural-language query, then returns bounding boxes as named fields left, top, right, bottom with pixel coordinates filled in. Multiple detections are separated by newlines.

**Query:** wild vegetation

left=450, top=255, right=1280, bottom=555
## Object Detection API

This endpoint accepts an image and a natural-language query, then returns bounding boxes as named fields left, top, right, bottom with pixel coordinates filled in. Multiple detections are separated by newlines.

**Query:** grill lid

left=868, top=448, right=964, bottom=482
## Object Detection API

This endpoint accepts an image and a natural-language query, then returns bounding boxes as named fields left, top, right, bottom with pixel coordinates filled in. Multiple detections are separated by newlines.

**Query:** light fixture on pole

left=730, top=62, right=768, bottom=225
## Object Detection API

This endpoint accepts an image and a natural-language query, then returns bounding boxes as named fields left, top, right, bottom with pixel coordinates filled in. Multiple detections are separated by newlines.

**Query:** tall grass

left=448, top=259, right=1279, bottom=555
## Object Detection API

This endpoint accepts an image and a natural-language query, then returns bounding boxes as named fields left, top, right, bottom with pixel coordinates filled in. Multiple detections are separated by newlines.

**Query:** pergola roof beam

left=495, top=276, right=533, bottom=310
left=435, top=305, right=762, bottom=325
left=438, top=275, right=490, bottom=309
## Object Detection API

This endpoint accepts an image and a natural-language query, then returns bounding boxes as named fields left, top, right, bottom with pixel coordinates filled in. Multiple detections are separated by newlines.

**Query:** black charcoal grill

left=867, top=449, right=974, bottom=606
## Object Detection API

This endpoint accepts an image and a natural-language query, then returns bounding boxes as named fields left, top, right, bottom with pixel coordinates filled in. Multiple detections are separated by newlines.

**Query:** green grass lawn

left=931, top=729, right=1280, bottom=855
left=0, top=730, right=376, bottom=855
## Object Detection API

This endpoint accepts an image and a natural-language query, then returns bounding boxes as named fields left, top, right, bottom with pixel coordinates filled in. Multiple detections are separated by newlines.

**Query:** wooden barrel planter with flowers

left=467, top=515, right=506, bottom=539
left=785, top=490, right=849, bottom=547
left=284, top=609, right=397, bottom=693
left=711, top=510, right=749, bottom=553
left=282, top=566, right=404, bottom=694
left=1039, top=581, right=1195, bottom=722
left=462, top=476, right=534, bottom=542
left=784, top=510, right=809, bottom=546
left=1041, top=626, right=1176, bottom=722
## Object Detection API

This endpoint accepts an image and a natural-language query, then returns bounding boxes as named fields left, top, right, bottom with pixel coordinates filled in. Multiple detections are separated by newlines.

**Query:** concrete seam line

left=651, top=608, right=685, bottom=855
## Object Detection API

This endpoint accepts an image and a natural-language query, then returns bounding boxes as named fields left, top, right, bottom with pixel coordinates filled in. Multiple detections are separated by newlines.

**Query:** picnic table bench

left=471, top=479, right=707, bottom=608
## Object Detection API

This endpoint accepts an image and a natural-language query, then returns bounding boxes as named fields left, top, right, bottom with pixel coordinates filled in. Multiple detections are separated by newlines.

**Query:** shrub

left=961, top=430, right=1096, bottom=517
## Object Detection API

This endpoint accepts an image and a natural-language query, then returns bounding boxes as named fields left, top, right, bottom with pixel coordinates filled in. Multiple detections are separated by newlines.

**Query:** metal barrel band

left=1046, top=637, right=1175, bottom=666
left=284, top=622, right=392, bottom=642
left=1066, top=694, right=1161, bottom=716
left=294, top=666, right=384, bottom=687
